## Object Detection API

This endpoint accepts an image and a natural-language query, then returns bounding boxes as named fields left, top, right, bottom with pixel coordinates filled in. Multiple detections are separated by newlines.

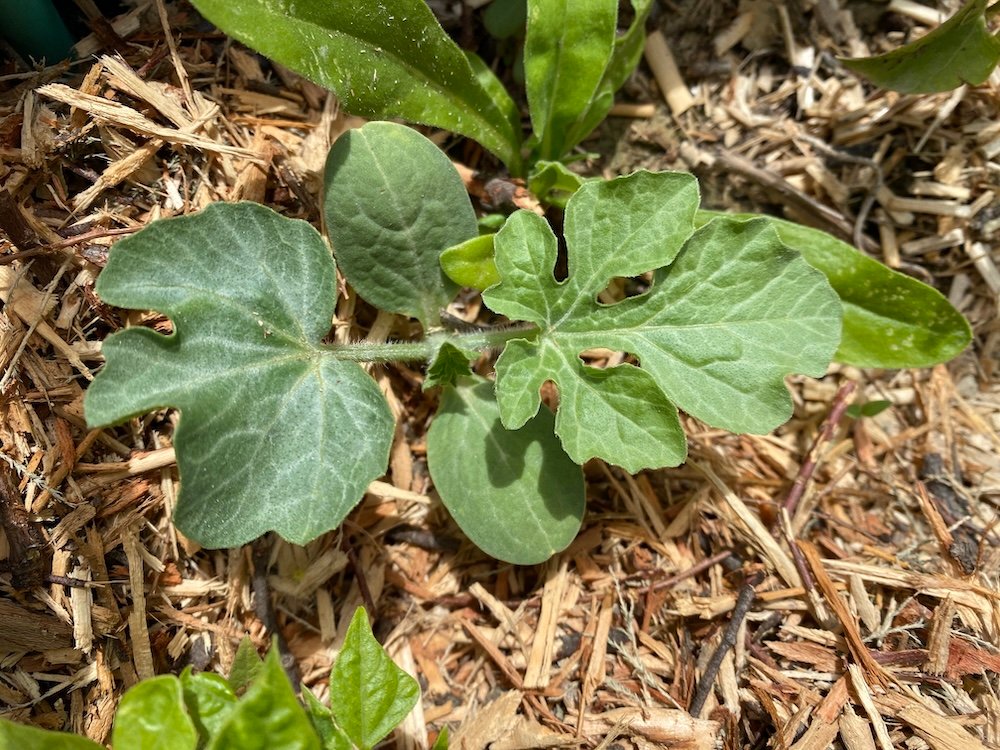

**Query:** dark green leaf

left=424, top=341, right=476, bottom=391
left=208, top=649, right=320, bottom=750
left=329, top=608, right=420, bottom=750
left=525, top=0, right=618, bottom=160
left=112, top=676, right=198, bottom=750
left=228, top=637, right=264, bottom=694
left=841, top=0, right=1000, bottom=93
left=846, top=400, right=892, bottom=419
left=484, top=0, right=527, bottom=39
left=84, top=202, right=394, bottom=548
left=696, top=211, right=972, bottom=367
left=189, top=0, right=523, bottom=172
left=527, top=161, right=594, bottom=208
left=427, top=379, right=585, bottom=564
left=324, top=123, right=475, bottom=328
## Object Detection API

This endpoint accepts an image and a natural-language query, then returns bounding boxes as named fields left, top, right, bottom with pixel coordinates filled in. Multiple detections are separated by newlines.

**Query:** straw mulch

left=1, top=1, right=998, bottom=748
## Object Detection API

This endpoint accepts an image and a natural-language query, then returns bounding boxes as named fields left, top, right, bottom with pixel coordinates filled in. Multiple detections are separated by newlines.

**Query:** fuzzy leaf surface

left=325, top=123, right=476, bottom=328
left=696, top=211, right=971, bottom=367
left=84, top=203, right=394, bottom=548
left=525, top=0, right=617, bottom=160
left=189, top=0, right=523, bottom=171
left=112, top=676, right=198, bottom=750
left=483, top=172, right=841, bottom=471
left=841, top=0, right=1000, bottom=93
left=427, top=379, right=585, bottom=564
left=329, top=608, right=420, bottom=750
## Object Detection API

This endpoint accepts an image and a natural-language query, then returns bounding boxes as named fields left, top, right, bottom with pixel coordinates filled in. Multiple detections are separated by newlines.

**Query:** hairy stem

left=324, top=323, right=539, bottom=363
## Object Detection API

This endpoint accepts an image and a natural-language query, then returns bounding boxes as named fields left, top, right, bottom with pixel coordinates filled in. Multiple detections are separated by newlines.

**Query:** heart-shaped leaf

left=329, top=608, right=420, bottom=750
left=483, top=172, right=842, bottom=471
left=427, top=378, right=585, bottom=564
left=325, top=122, right=476, bottom=329
left=85, top=203, right=394, bottom=548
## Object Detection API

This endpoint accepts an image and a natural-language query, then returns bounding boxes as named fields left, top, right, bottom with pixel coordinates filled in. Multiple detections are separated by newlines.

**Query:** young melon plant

left=0, top=608, right=433, bottom=750
left=82, top=121, right=864, bottom=564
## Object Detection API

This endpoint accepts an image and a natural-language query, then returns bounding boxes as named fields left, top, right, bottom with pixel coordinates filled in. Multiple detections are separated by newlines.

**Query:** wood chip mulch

left=0, top=1, right=998, bottom=748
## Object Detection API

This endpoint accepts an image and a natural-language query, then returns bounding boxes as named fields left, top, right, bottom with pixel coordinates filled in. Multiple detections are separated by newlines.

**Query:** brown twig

left=689, top=569, right=764, bottom=717
left=251, top=539, right=301, bottom=689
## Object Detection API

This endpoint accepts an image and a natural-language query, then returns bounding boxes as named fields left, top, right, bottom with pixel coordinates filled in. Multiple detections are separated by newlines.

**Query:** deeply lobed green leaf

left=189, top=0, right=523, bottom=172
left=484, top=172, right=842, bottom=471
left=84, top=203, right=394, bottom=548
left=841, top=0, right=1000, bottom=93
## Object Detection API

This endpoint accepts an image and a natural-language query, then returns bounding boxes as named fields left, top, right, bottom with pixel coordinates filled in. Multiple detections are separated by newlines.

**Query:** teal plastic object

left=0, top=0, right=76, bottom=61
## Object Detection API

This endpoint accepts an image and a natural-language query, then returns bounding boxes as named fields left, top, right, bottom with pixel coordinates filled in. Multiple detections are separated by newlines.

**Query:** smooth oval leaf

left=427, top=378, right=585, bottom=564
left=840, top=0, right=1000, bottom=93
left=208, top=649, right=320, bottom=750
left=696, top=211, right=972, bottom=367
left=525, top=0, right=618, bottom=161
left=0, top=719, right=104, bottom=750
left=84, top=202, right=394, bottom=548
left=484, top=174, right=842, bottom=470
left=325, top=123, right=475, bottom=328
left=329, top=608, right=420, bottom=750
left=189, top=0, right=523, bottom=172
left=112, top=676, right=198, bottom=750
left=440, top=234, right=500, bottom=290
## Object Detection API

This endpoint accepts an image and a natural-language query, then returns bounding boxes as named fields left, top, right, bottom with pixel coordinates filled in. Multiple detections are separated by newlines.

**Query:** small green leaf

left=696, top=211, right=972, bottom=367
left=84, top=202, right=394, bottom=548
left=430, top=726, right=449, bottom=750
left=228, top=637, right=264, bottom=694
left=846, top=400, right=892, bottom=419
left=0, top=719, right=104, bottom=750
left=427, top=379, right=585, bottom=564
left=527, top=161, right=594, bottom=208
left=181, top=668, right=238, bottom=742
left=112, top=676, right=198, bottom=750
left=302, top=688, right=353, bottom=750
left=189, top=0, right=523, bottom=172
left=841, top=0, right=1000, bottom=93
left=424, top=341, right=476, bottom=391
left=208, top=650, right=320, bottom=750
left=329, top=608, right=420, bottom=750
left=440, top=235, right=500, bottom=290
left=484, top=173, right=841, bottom=470
left=525, top=0, right=618, bottom=161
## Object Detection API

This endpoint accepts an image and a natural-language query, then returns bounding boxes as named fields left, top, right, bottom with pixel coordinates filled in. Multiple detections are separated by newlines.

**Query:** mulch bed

left=1, top=1, right=998, bottom=747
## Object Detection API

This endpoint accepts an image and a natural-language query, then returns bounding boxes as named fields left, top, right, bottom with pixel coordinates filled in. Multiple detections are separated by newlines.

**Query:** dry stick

left=688, top=570, right=764, bottom=718
left=641, top=549, right=733, bottom=594
left=251, top=539, right=301, bottom=690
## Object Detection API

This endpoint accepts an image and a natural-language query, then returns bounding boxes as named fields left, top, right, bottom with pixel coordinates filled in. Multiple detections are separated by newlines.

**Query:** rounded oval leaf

left=427, top=379, right=585, bottom=564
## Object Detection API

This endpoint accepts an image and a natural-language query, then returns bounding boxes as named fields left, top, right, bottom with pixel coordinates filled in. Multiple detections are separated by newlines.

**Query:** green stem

left=324, top=323, right=538, bottom=363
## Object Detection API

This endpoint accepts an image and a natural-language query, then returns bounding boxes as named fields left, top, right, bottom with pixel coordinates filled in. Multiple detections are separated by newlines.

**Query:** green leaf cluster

left=188, top=0, right=653, bottom=176
left=84, top=122, right=970, bottom=565
left=0, top=608, right=420, bottom=750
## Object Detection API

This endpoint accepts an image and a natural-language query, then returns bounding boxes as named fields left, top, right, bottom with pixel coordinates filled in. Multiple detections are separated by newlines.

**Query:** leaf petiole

left=322, top=324, right=539, bottom=364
